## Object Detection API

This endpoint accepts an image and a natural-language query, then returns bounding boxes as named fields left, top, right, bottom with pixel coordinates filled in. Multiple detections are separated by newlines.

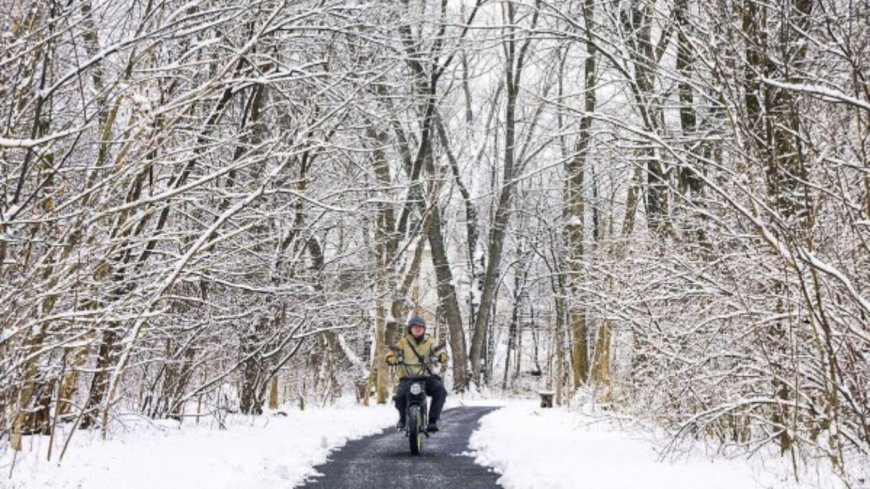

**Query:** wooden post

left=539, top=391, right=555, bottom=408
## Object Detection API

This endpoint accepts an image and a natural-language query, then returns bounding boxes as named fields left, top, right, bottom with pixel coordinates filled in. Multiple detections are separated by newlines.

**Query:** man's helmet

left=407, top=315, right=426, bottom=333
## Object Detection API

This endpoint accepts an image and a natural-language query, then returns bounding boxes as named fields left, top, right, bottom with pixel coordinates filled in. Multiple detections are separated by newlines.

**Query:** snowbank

left=2, top=404, right=394, bottom=489
left=470, top=402, right=844, bottom=489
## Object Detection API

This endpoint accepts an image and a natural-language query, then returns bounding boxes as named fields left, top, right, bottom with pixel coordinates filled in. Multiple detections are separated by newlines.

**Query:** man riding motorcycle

left=385, top=315, right=449, bottom=432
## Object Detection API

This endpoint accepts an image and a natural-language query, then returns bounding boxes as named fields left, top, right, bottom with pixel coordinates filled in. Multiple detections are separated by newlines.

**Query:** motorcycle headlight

left=410, top=383, right=423, bottom=395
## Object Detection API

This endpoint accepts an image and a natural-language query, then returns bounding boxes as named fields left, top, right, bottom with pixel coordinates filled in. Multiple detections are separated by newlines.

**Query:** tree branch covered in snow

left=0, top=0, right=868, bottom=484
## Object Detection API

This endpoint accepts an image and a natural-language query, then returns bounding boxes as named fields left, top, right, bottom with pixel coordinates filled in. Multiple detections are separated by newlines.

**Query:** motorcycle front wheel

left=407, top=405, right=424, bottom=455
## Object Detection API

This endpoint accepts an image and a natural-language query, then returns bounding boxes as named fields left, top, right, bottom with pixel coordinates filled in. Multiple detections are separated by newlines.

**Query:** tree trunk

left=374, top=212, right=389, bottom=405
left=502, top=253, right=524, bottom=390
left=564, top=0, right=598, bottom=389
left=426, top=203, right=469, bottom=391
left=554, top=295, right=566, bottom=407
left=590, top=321, right=613, bottom=403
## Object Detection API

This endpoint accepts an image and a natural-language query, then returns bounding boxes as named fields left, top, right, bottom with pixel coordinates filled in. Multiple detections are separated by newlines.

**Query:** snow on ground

left=3, top=398, right=854, bottom=489
left=469, top=401, right=845, bottom=489
left=2, top=403, right=395, bottom=489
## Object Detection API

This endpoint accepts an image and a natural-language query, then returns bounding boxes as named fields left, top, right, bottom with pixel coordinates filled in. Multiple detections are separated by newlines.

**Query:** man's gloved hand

left=438, top=352, right=449, bottom=365
left=386, top=355, right=398, bottom=366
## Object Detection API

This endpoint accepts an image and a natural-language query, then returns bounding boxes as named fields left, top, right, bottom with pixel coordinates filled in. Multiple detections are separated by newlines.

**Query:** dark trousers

left=394, top=377, right=448, bottom=423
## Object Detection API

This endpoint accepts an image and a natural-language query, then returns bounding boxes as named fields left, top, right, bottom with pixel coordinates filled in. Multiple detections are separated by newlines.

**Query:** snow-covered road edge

left=469, top=402, right=846, bottom=489
left=2, top=404, right=395, bottom=489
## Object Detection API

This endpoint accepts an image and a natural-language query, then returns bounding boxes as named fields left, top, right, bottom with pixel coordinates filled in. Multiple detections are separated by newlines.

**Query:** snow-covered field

left=2, top=404, right=395, bottom=489
left=469, top=401, right=846, bottom=489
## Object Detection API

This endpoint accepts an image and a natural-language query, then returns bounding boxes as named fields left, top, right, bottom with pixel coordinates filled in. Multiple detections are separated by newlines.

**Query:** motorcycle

left=388, top=343, right=445, bottom=455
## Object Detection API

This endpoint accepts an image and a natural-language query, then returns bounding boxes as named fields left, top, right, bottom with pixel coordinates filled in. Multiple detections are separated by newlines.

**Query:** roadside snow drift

left=2, top=404, right=394, bottom=489
left=470, top=402, right=844, bottom=489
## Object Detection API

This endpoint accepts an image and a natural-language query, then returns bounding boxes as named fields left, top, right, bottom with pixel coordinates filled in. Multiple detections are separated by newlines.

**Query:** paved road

left=298, top=406, right=503, bottom=489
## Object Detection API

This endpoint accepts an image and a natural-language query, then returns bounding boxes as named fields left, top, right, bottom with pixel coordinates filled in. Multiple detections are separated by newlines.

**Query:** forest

left=1, top=0, right=868, bottom=482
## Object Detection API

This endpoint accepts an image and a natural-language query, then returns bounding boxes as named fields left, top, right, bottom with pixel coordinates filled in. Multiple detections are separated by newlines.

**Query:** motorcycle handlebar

left=387, top=343, right=445, bottom=355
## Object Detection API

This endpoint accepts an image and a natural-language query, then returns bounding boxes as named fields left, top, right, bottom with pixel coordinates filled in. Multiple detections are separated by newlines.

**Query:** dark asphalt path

left=298, top=406, right=503, bottom=489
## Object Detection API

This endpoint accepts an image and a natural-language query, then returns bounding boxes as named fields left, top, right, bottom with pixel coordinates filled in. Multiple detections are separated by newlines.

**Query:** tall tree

left=469, top=0, right=540, bottom=386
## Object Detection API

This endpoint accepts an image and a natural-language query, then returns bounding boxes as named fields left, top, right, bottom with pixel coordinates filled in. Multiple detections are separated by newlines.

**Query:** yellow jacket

left=385, top=333, right=448, bottom=377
